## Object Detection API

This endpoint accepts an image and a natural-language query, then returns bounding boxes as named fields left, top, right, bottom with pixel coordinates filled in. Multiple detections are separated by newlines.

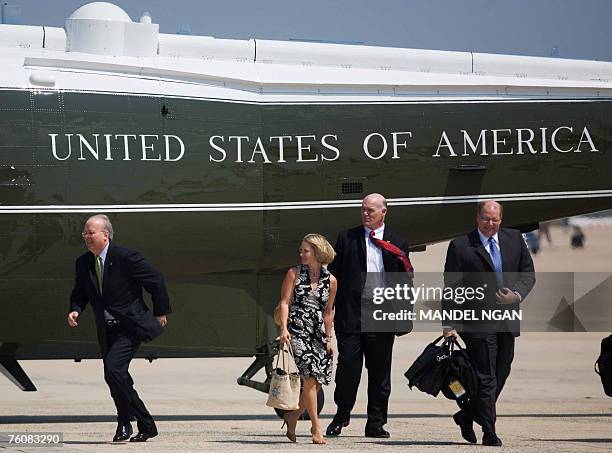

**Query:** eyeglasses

left=81, top=231, right=105, bottom=238
left=478, top=216, right=501, bottom=223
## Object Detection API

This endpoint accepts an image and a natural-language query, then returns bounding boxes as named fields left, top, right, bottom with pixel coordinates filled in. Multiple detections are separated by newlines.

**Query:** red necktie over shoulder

left=369, top=229, right=414, bottom=273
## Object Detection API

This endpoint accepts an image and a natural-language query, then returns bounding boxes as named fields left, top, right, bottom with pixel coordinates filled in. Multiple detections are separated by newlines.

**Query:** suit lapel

left=101, top=243, right=113, bottom=296
left=87, top=253, right=100, bottom=296
left=358, top=226, right=367, bottom=271
left=498, top=229, right=511, bottom=272
left=470, top=229, right=495, bottom=271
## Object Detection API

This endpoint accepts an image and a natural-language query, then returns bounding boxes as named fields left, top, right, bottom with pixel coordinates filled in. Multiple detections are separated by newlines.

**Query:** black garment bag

left=441, top=338, right=478, bottom=403
left=595, top=334, right=612, bottom=397
left=404, top=336, right=452, bottom=397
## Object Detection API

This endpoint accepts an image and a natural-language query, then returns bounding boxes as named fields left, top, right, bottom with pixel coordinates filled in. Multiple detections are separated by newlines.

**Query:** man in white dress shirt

left=326, top=193, right=412, bottom=439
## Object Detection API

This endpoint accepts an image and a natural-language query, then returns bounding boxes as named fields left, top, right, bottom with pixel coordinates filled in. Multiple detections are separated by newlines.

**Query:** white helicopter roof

left=0, top=2, right=611, bottom=102
left=68, top=2, right=132, bottom=22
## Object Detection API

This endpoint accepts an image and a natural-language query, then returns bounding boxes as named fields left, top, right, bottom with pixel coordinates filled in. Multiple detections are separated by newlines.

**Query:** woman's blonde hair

left=302, top=233, right=336, bottom=265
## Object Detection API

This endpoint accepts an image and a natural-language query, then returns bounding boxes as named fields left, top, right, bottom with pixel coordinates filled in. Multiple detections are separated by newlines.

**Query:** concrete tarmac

left=1, top=226, right=611, bottom=452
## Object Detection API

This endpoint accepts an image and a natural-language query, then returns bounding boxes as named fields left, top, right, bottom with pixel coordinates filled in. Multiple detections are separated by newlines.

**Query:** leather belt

left=105, top=319, right=120, bottom=327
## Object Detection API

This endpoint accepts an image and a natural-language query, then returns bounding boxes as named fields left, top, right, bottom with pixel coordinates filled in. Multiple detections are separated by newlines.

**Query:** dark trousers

left=333, top=332, right=395, bottom=430
left=103, top=323, right=155, bottom=430
left=458, top=332, right=515, bottom=435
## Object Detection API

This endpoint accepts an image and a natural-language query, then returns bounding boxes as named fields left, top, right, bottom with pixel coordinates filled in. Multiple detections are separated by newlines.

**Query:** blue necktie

left=488, top=237, right=504, bottom=288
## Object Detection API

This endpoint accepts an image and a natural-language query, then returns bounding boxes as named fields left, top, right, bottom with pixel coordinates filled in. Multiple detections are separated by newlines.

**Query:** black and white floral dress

left=288, top=264, right=333, bottom=385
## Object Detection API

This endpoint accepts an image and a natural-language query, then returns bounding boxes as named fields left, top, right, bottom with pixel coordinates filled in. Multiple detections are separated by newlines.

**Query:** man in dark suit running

left=326, top=193, right=412, bottom=439
left=443, top=200, right=535, bottom=447
left=67, top=214, right=171, bottom=443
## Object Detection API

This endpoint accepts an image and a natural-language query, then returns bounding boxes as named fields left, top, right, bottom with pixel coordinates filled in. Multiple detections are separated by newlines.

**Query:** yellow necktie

left=95, top=256, right=103, bottom=293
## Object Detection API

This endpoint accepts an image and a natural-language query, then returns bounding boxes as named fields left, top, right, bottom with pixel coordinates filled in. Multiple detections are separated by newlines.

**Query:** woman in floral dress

left=277, top=233, right=337, bottom=444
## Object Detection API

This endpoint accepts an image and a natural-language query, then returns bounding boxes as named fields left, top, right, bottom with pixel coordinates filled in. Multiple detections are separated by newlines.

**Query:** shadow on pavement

left=537, top=438, right=612, bottom=444
left=1, top=413, right=611, bottom=424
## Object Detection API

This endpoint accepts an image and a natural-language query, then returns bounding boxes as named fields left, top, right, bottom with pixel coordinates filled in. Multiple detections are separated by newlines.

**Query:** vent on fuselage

left=341, top=181, right=363, bottom=194
left=339, top=178, right=365, bottom=196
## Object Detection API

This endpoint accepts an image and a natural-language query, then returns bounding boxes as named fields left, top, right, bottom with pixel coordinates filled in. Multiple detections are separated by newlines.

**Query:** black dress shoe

left=364, top=427, right=390, bottom=438
left=112, top=423, right=133, bottom=442
left=453, top=412, right=477, bottom=444
left=325, top=420, right=349, bottom=436
left=130, top=427, right=158, bottom=443
left=482, top=433, right=503, bottom=446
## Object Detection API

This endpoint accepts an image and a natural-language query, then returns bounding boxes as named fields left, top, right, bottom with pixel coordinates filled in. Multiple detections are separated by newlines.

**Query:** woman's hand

left=279, top=327, right=291, bottom=346
left=326, top=339, right=334, bottom=355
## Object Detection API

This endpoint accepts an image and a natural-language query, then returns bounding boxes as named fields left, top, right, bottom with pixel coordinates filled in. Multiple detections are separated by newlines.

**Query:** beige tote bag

left=266, top=343, right=300, bottom=410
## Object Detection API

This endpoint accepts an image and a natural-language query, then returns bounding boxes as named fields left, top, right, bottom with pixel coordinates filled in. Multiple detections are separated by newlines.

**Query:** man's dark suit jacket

left=70, top=243, right=171, bottom=355
left=329, top=225, right=410, bottom=334
left=443, top=228, right=535, bottom=337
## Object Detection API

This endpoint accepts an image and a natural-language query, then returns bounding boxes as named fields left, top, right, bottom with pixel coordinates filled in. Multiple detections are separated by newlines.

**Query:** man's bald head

left=476, top=200, right=503, bottom=238
left=82, top=214, right=113, bottom=255
left=361, top=193, right=387, bottom=230
left=477, top=200, right=503, bottom=218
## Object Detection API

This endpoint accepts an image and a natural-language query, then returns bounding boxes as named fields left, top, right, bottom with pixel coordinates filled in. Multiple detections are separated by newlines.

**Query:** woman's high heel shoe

left=311, top=427, right=326, bottom=445
left=282, top=413, right=297, bottom=443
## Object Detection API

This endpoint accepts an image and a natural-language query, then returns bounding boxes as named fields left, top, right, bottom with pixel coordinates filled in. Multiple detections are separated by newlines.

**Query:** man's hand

left=67, top=311, right=79, bottom=327
left=443, top=327, right=458, bottom=339
left=156, top=315, right=168, bottom=327
left=496, top=288, right=520, bottom=305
